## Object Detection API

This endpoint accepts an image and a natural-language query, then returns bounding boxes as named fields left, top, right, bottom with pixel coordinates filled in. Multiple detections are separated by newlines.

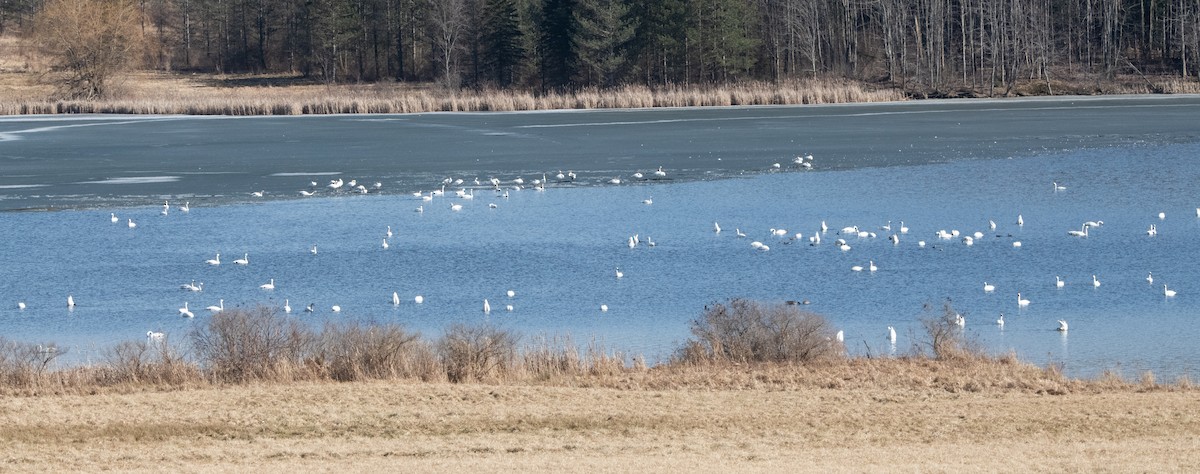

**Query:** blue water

left=1, top=97, right=1199, bottom=379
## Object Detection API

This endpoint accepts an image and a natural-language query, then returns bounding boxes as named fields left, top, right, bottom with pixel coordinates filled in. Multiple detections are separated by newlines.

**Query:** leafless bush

left=312, top=321, right=440, bottom=382
left=916, top=302, right=986, bottom=361
left=679, top=299, right=842, bottom=365
left=0, top=337, right=64, bottom=389
left=439, top=323, right=519, bottom=383
left=190, top=307, right=312, bottom=383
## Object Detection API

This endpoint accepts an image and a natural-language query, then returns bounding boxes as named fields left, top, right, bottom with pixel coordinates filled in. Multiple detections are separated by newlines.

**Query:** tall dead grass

left=0, top=76, right=906, bottom=115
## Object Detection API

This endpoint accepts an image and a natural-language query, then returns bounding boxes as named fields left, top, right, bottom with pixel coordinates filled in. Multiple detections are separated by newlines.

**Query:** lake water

left=2, top=95, right=1199, bottom=379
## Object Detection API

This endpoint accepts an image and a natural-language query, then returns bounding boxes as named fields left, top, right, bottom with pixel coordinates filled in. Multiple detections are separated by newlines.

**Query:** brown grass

left=0, top=69, right=906, bottom=115
left=0, top=371, right=1197, bottom=471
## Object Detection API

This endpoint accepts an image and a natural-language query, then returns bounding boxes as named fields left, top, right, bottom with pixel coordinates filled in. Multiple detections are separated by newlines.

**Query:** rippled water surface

left=2, top=96, right=1199, bottom=378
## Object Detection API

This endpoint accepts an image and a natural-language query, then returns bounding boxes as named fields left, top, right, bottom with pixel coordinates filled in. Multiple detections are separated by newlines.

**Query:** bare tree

left=34, top=0, right=145, bottom=98
left=427, top=0, right=465, bottom=87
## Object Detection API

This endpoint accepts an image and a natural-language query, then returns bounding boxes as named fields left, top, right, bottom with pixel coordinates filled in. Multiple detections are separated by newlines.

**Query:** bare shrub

left=190, top=307, right=312, bottom=383
left=312, top=321, right=440, bottom=382
left=679, top=299, right=842, bottom=364
left=439, top=323, right=519, bottom=383
left=916, top=302, right=985, bottom=361
left=0, top=337, right=64, bottom=389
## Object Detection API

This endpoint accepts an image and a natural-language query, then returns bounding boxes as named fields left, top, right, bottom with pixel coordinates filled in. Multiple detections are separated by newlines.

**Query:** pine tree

left=537, top=0, right=577, bottom=90
left=573, top=0, right=632, bottom=87
left=481, top=0, right=525, bottom=86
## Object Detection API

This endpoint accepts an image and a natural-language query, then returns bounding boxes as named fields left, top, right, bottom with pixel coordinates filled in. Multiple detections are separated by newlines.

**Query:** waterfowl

left=233, top=253, right=249, bottom=265
left=206, top=253, right=221, bottom=265
left=1057, top=320, right=1069, bottom=331
left=1017, top=293, right=1031, bottom=307
left=206, top=299, right=224, bottom=313
left=260, top=279, right=275, bottom=290
left=983, top=282, right=995, bottom=293
left=1164, top=284, right=1177, bottom=297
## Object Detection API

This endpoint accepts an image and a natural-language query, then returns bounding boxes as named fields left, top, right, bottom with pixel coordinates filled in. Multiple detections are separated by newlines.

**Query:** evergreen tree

left=573, top=0, right=632, bottom=87
left=537, top=0, right=577, bottom=90
left=481, top=0, right=524, bottom=86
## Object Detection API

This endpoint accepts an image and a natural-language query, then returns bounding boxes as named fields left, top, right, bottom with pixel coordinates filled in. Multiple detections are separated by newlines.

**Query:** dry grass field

left=2, top=363, right=1198, bottom=472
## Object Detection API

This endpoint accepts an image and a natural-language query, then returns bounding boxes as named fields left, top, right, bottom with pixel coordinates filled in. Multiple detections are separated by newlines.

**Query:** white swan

left=954, top=314, right=965, bottom=327
left=1083, top=220, right=1103, bottom=228
left=382, top=239, right=389, bottom=250
left=1057, top=320, right=1069, bottom=331
left=483, top=299, right=491, bottom=314
left=1147, top=224, right=1157, bottom=236
left=1164, top=284, right=1177, bottom=297
left=600, top=304, right=609, bottom=312
left=735, top=228, right=746, bottom=238
left=67, top=295, right=75, bottom=307
left=17, top=301, right=25, bottom=310
left=851, top=264, right=863, bottom=272
left=179, top=302, right=194, bottom=318
left=260, top=279, right=275, bottom=290
left=1146, top=272, right=1154, bottom=284
left=386, top=226, right=393, bottom=239
left=821, top=221, right=828, bottom=233
left=332, top=305, right=341, bottom=312
left=1158, top=212, right=1166, bottom=220
left=615, top=267, right=624, bottom=279
left=835, top=330, right=844, bottom=343
left=127, top=218, right=137, bottom=228
left=714, top=222, right=721, bottom=233
left=1053, top=181, right=1066, bottom=191
left=654, top=166, right=667, bottom=177
left=869, top=260, right=878, bottom=273
left=997, top=314, right=1005, bottom=328
left=180, top=202, right=189, bottom=212
left=299, top=190, right=315, bottom=196
left=310, top=244, right=318, bottom=255
left=1067, top=226, right=1088, bottom=237
left=147, top=331, right=164, bottom=341
left=1017, top=214, right=1024, bottom=226
left=1056, top=276, right=1064, bottom=288
left=206, top=253, right=221, bottom=265
left=392, top=292, right=400, bottom=306
left=983, top=282, right=995, bottom=293
left=110, top=213, right=118, bottom=223
left=1092, top=275, right=1101, bottom=287
left=284, top=299, right=292, bottom=314
left=506, top=304, right=514, bottom=312
left=1012, top=241, right=1022, bottom=248
left=887, top=326, right=896, bottom=343
left=450, top=203, right=463, bottom=212
left=251, top=190, right=264, bottom=197
left=989, top=219, right=996, bottom=231
left=414, top=295, right=424, bottom=304
left=233, top=253, right=249, bottom=265
left=643, top=197, right=653, bottom=205
left=899, top=221, right=909, bottom=234
left=206, top=299, right=224, bottom=313
left=1017, top=292, right=1030, bottom=307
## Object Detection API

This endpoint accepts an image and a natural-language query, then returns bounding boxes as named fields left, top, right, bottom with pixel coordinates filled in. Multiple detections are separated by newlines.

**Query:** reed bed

left=0, top=75, right=906, bottom=116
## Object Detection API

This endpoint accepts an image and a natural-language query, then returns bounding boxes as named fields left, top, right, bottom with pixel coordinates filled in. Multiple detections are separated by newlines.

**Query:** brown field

left=3, top=360, right=1199, bottom=472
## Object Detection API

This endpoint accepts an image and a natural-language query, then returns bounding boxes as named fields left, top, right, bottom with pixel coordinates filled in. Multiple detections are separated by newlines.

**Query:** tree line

left=14, top=0, right=1200, bottom=94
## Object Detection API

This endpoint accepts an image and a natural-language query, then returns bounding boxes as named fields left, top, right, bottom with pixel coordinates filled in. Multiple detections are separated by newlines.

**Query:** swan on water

left=1056, top=276, right=1065, bottom=288
left=206, top=253, right=221, bottom=265
left=147, top=331, right=164, bottom=341
left=997, top=314, right=1005, bottom=328
left=983, top=282, right=995, bottom=293
left=1164, top=284, right=1177, bottom=297
left=206, top=299, right=224, bottom=313
left=714, top=222, right=721, bottom=233
left=111, top=213, right=119, bottom=223
left=1092, top=275, right=1101, bottom=287
left=1017, top=214, right=1024, bottom=226
left=392, top=292, right=400, bottom=306
left=887, top=326, right=896, bottom=343
left=127, top=218, right=137, bottom=228
left=179, top=302, right=194, bottom=318
left=1057, top=320, right=1069, bottom=331
left=835, top=330, right=844, bottom=343
left=507, top=290, right=516, bottom=298
left=483, top=299, right=491, bottom=314
left=1146, top=272, right=1154, bottom=284
left=233, top=253, right=249, bottom=265
left=1017, top=292, right=1031, bottom=307
left=415, top=295, right=424, bottom=304
left=332, top=305, right=341, bottom=312
left=615, top=267, right=624, bottom=279
left=600, top=304, right=609, bottom=312
left=260, top=279, right=275, bottom=290
left=284, top=299, right=292, bottom=313
left=67, top=295, right=75, bottom=307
